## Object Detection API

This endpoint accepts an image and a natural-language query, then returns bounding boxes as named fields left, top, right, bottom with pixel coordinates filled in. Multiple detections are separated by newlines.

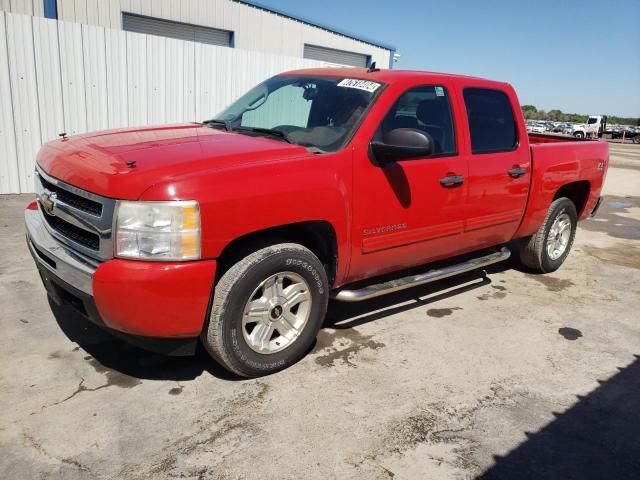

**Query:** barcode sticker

left=337, top=78, right=381, bottom=93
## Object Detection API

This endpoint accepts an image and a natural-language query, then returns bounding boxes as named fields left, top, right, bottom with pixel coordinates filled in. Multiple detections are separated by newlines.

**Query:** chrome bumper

left=25, top=207, right=97, bottom=295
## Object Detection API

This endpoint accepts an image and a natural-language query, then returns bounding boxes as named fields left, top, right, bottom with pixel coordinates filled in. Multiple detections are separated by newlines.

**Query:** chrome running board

left=332, top=247, right=511, bottom=302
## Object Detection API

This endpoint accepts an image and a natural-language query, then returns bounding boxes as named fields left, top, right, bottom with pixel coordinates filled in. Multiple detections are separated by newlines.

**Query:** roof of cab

left=282, top=68, right=510, bottom=88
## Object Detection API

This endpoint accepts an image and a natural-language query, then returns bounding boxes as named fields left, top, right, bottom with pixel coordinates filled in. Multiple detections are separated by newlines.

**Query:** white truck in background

left=572, top=115, right=607, bottom=139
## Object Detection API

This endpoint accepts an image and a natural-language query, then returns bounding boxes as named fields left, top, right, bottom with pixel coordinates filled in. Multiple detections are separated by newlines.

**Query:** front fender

left=139, top=150, right=353, bottom=284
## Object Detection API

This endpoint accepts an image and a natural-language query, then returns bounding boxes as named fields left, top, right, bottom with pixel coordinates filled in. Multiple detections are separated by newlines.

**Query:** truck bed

left=528, top=133, right=590, bottom=144
left=513, top=135, right=609, bottom=240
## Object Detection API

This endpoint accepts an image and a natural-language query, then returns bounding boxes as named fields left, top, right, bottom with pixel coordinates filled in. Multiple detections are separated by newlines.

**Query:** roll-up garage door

left=122, top=12, right=232, bottom=47
left=303, top=44, right=370, bottom=68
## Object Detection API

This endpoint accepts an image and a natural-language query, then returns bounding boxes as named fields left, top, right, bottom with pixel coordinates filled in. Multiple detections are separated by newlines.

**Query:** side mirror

left=370, top=128, right=433, bottom=166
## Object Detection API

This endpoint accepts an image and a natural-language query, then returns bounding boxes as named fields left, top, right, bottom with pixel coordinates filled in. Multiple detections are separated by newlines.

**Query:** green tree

left=547, top=109, right=563, bottom=121
left=521, top=105, right=537, bottom=120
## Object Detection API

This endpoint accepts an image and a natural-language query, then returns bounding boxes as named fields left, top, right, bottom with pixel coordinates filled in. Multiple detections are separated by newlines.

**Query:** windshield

left=211, top=75, right=383, bottom=152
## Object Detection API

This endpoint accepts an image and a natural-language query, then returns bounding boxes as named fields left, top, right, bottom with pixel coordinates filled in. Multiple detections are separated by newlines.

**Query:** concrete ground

left=1, top=143, right=639, bottom=479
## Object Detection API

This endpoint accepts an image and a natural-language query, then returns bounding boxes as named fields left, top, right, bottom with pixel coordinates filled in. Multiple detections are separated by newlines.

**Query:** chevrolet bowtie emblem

left=40, top=189, right=57, bottom=215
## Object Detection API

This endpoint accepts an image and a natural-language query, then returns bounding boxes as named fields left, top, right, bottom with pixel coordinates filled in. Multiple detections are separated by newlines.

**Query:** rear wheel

left=519, top=197, right=577, bottom=273
left=201, top=243, right=328, bottom=377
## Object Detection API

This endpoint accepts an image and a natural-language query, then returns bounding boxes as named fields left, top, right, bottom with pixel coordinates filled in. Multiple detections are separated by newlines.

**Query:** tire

left=573, top=131, right=585, bottom=139
left=202, top=243, right=329, bottom=377
left=519, top=197, right=577, bottom=273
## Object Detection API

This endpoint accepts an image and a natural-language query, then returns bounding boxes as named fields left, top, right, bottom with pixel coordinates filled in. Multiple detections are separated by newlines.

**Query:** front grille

left=36, top=166, right=116, bottom=261
left=39, top=175, right=103, bottom=216
left=40, top=205, right=100, bottom=251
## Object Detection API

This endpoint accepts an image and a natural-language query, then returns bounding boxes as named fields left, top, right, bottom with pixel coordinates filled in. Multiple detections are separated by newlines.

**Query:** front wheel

left=519, top=197, right=577, bottom=273
left=201, top=243, right=329, bottom=377
left=573, top=131, right=585, bottom=139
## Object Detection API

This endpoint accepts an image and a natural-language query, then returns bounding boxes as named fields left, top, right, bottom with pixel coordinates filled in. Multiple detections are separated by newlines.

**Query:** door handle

left=439, top=174, right=464, bottom=188
left=508, top=166, right=527, bottom=178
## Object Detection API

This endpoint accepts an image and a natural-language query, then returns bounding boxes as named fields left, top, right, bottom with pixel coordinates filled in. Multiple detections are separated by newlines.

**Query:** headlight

left=115, top=200, right=201, bottom=261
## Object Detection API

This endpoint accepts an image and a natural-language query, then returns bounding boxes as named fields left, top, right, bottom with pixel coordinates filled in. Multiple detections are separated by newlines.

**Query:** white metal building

left=1, top=0, right=396, bottom=67
left=0, top=1, right=397, bottom=194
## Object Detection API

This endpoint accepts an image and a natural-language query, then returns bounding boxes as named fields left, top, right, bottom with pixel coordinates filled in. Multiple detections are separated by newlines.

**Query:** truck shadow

left=49, top=298, right=241, bottom=381
left=49, top=253, right=522, bottom=382
left=326, top=270, right=491, bottom=330
left=325, top=247, right=522, bottom=330
left=476, top=355, right=640, bottom=480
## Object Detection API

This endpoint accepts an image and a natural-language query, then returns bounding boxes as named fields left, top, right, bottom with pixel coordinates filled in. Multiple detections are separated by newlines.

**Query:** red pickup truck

left=26, top=68, right=608, bottom=377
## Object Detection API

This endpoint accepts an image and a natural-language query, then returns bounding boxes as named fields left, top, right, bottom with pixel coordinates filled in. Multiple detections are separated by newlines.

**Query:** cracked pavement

left=1, top=143, right=639, bottom=479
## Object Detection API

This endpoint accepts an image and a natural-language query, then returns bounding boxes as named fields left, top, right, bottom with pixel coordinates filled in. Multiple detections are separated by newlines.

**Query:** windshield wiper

left=203, top=123, right=305, bottom=148
left=202, top=118, right=233, bottom=132
left=234, top=126, right=294, bottom=144
left=304, top=146, right=326, bottom=154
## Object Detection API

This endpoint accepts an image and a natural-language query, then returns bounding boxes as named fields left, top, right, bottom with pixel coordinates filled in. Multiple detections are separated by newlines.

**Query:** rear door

left=458, top=86, right=530, bottom=248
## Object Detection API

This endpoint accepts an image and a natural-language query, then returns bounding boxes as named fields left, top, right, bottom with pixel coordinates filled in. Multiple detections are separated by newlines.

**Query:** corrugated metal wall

left=0, top=11, right=326, bottom=194
left=0, top=1, right=393, bottom=67
left=303, top=44, right=369, bottom=68
left=50, top=0, right=392, bottom=67
left=0, top=0, right=44, bottom=17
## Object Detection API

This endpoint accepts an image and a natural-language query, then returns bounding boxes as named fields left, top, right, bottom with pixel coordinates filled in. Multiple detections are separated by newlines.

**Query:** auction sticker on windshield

left=337, top=78, right=381, bottom=93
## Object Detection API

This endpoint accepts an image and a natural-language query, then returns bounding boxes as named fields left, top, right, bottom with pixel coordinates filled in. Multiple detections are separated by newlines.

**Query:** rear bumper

left=590, top=196, right=604, bottom=217
left=25, top=204, right=217, bottom=354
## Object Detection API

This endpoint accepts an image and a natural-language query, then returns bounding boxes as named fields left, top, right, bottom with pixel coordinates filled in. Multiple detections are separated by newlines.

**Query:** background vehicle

left=527, top=121, right=547, bottom=134
left=572, top=115, right=607, bottom=138
left=25, top=69, right=609, bottom=377
left=552, top=122, right=571, bottom=133
left=607, top=125, right=639, bottom=141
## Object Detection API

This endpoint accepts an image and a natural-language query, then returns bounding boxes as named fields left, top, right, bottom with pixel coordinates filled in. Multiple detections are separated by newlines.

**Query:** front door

left=348, top=83, right=469, bottom=282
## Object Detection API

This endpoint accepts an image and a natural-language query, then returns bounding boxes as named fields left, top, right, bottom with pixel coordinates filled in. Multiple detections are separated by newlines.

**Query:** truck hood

left=36, top=124, right=309, bottom=199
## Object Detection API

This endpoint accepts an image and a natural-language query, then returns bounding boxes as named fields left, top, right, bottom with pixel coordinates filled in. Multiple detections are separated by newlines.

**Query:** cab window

left=376, top=85, right=456, bottom=156
left=463, top=88, right=517, bottom=154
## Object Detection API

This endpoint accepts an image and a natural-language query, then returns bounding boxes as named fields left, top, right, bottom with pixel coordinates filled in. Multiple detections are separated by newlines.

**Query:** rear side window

left=376, top=85, right=456, bottom=156
left=463, top=88, right=517, bottom=154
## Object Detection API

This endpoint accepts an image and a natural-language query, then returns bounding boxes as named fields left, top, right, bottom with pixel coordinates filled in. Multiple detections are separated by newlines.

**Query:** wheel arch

left=553, top=180, right=591, bottom=217
left=215, top=221, right=339, bottom=287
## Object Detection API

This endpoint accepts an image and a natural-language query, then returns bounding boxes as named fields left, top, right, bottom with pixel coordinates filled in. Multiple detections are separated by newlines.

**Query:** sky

left=261, top=0, right=640, bottom=118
